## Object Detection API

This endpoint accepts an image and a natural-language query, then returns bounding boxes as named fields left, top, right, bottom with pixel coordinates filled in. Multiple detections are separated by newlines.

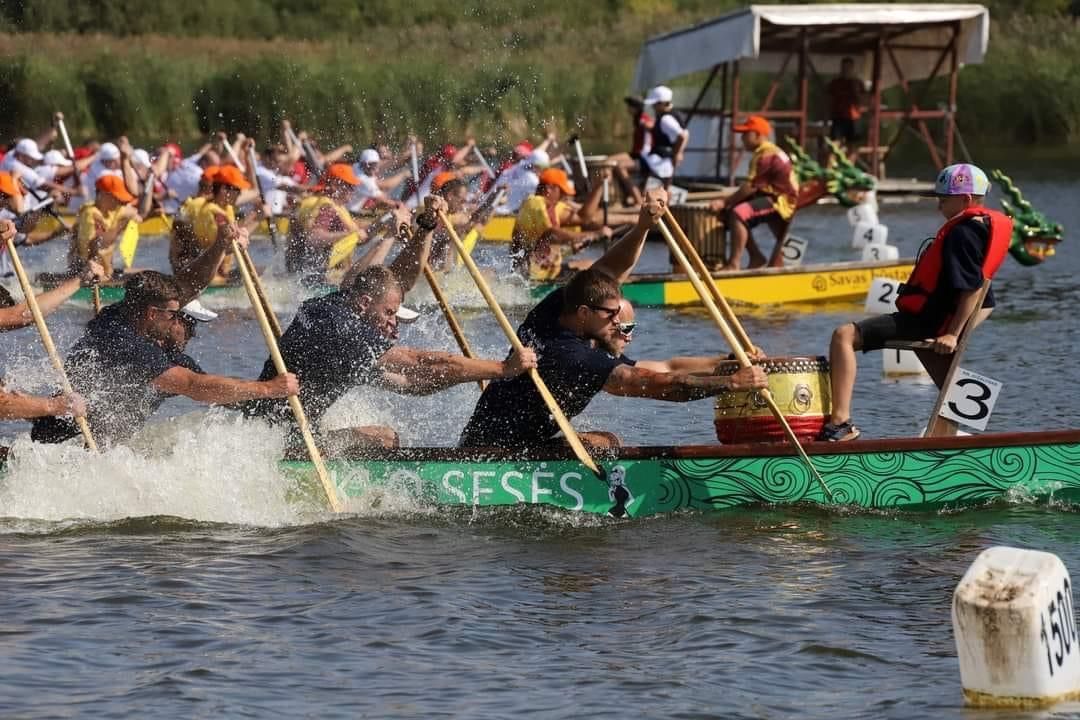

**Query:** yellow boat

left=38, top=213, right=518, bottom=242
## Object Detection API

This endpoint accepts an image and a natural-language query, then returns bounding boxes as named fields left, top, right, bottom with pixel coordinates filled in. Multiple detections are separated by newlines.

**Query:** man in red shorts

left=711, top=115, right=800, bottom=270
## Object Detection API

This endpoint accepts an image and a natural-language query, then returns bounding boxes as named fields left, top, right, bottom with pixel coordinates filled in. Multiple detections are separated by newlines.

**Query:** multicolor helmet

left=928, top=163, right=990, bottom=197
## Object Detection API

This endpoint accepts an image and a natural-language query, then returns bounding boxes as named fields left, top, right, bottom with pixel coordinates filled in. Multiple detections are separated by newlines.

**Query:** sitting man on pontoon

left=30, top=234, right=300, bottom=447
left=820, top=163, right=1012, bottom=441
left=459, top=191, right=767, bottom=451
left=710, top=115, right=799, bottom=271
left=241, top=196, right=537, bottom=456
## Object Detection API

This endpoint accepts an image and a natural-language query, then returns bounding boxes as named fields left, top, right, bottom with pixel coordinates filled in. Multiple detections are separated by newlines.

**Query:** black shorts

left=855, top=312, right=937, bottom=353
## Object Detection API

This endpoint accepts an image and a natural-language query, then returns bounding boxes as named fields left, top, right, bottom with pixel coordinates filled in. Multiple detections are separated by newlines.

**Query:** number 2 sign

left=940, top=367, right=1003, bottom=431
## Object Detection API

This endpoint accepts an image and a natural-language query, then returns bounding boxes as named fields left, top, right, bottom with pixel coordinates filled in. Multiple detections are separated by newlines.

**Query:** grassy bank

left=2, top=7, right=1079, bottom=153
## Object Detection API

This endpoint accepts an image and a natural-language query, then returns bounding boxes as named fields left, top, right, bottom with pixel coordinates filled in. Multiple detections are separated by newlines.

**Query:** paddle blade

left=119, top=221, right=139, bottom=269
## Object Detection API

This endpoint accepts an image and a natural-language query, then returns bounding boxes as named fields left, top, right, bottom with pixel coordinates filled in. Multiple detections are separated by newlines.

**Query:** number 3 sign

left=940, top=368, right=1003, bottom=431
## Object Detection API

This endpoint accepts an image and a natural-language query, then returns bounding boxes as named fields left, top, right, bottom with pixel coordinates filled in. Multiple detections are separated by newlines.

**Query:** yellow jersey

left=72, top=203, right=122, bottom=275
left=193, top=201, right=236, bottom=277
left=511, top=195, right=571, bottom=281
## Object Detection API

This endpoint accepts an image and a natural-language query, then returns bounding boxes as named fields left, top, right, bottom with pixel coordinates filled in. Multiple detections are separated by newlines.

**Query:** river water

left=2, top=177, right=1079, bottom=718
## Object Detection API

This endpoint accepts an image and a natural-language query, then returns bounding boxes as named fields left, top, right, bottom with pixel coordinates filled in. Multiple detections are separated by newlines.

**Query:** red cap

left=439, top=144, right=457, bottom=163
left=73, top=147, right=93, bottom=161
left=96, top=174, right=136, bottom=204
left=732, top=115, right=772, bottom=137
left=163, top=142, right=183, bottom=162
left=538, top=168, right=575, bottom=196
left=214, top=165, right=252, bottom=190
left=0, top=171, right=21, bottom=198
left=513, top=140, right=534, bottom=157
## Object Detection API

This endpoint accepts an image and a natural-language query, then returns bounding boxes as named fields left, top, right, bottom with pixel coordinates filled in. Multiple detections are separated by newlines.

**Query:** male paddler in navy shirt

left=459, top=190, right=768, bottom=451
left=821, top=163, right=1013, bottom=441
left=242, top=195, right=538, bottom=456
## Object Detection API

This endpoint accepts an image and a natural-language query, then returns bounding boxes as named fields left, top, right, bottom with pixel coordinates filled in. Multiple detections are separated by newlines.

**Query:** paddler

left=191, top=165, right=254, bottom=284
left=710, top=115, right=799, bottom=270
left=286, top=163, right=367, bottom=286
left=242, top=196, right=537, bottom=455
left=509, top=167, right=612, bottom=281
left=459, top=191, right=768, bottom=451
left=169, top=165, right=218, bottom=273
left=31, top=237, right=299, bottom=447
left=348, top=148, right=407, bottom=214
left=821, top=163, right=1012, bottom=441
left=70, top=175, right=141, bottom=279
left=427, top=172, right=498, bottom=272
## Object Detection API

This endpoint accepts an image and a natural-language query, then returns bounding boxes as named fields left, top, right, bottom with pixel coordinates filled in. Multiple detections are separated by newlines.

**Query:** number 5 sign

left=940, top=368, right=1003, bottom=431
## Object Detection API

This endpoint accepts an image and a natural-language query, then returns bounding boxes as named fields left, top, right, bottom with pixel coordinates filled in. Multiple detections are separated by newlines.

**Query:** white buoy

left=953, top=546, right=1080, bottom=708
left=847, top=202, right=878, bottom=227
left=852, top=222, right=888, bottom=249
left=862, top=242, right=899, bottom=262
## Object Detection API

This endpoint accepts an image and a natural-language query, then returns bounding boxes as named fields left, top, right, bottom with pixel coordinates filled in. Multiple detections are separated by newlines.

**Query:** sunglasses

left=586, top=304, right=620, bottom=320
left=617, top=322, right=636, bottom=337
left=151, top=306, right=183, bottom=322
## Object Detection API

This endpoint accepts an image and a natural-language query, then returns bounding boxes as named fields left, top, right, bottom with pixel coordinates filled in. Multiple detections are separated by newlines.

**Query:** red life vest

left=895, top=206, right=1012, bottom=321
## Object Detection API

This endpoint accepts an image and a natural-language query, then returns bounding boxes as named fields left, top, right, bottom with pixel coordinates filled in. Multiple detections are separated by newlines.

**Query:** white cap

left=644, top=85, right=674, bottom=106
left=359, top=148, right=380, bottom=164
left=14, top=138, right=43, bottom=161
left=42, top=150, right=72, bottom=167
left=395, top=305, right=419, bottom=323
left=180, top=299, right=218, bottom=322
left=132, top=148, right=151, bottom=170
left=99, top=143, right=121, bottom=161
left=528, top=149, right=550, bottom=169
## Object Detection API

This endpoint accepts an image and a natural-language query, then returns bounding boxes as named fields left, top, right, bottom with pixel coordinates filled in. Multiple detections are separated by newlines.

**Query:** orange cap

left=732, top=115, right=772, bottom=137
left=200, top=165, right=220, bottom=185
left=214, top=165, right=252, bottom=190
left=96, top=174, right=136, bottom=204
left=538, top=168, right=575, bottom=196
left=0, top=171, right=22, bottom=198
left=323, top=163, right=361, bottom=186
left=431, top=171, right=460, bottom=193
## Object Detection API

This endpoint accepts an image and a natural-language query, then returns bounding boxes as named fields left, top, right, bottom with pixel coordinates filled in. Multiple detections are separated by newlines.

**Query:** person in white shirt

left=0, top=139, right=70, bottom=201
left=641, top=85, right=689, bottom=190
left=161, top=144, right=218, bottom=215
left=498, top=149, right=550, bottom=215
left=349, top=148, right=406, bottom=213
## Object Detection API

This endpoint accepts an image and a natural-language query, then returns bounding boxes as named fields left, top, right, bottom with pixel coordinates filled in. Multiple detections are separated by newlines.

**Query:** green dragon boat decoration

left=990, top=169, right=1063, bottom=266
left=785, top=136, right=877, bottom=208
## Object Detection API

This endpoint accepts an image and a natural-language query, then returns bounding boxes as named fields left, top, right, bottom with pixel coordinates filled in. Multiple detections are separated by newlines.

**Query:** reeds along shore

left=1, top=7, right=1078, bottom=150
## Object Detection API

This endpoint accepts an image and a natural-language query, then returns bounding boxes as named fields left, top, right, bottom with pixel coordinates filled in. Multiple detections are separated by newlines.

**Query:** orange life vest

left=895, top=206, right=1012, bottom=321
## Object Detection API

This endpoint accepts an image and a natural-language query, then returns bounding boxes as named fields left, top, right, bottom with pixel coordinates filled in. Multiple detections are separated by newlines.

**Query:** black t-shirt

left=242, top=291, right=394, bottom=426
left=31, top=303, right=202, bottom=445
left=917, top=217, right=996, bottom=330
left=459, top=288, right=632, bottom=448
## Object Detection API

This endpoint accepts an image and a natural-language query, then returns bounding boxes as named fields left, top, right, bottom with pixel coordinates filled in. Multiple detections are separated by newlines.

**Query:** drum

left=713, top=355, right=831, bottom=444
left=669, top=204, right=725, bottom=267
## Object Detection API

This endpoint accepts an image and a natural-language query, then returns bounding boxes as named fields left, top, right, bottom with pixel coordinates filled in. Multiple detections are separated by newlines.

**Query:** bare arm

left=389, top=211, right=438, bottom=293
left=0, top=271, right=101, bottom=331
left=151, top=366, right=296, bottom=405
left=603, top=363, right=766, bottom=401
left=636, top=355, right=727, bottom=375
left=590, top=189, right=667, bottom=283
left=173, top=226, right=248, bottom=303
left=0, top=390, right=73, bottom=419
left=377, top=345, right=532, bottom=395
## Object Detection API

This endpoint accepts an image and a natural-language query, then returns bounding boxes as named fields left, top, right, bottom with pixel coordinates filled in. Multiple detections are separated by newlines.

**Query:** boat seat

left=883, top=340, right=933, bottom=351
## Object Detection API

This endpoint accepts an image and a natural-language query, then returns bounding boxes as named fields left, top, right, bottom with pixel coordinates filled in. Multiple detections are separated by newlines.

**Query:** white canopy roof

left=632, top=4, right=989, bottom=92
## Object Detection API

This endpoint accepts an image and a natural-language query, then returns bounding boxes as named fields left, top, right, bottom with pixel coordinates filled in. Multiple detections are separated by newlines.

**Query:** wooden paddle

left=247, top=145, right=279, bottom=249
left=232, top=239, right=342, bottom=512
left=436, top=210, right=628, bottom=517
left=237, top=244, right=282, bottom=340
left=663, top=207, right=756, bottom=355
left=5, top=236, right=98, bottom=451
left=422, top=262, right=483, bottom=391
left=657, top=218, right=833, bottom=500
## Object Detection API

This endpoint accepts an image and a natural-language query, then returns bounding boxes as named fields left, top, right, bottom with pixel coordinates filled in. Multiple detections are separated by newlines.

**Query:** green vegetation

left=1, top=1, right=1078, bottom=152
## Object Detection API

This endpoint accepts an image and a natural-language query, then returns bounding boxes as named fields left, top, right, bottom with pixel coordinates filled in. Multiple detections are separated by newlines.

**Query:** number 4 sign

left=940, top=368, right=1003, bottom=431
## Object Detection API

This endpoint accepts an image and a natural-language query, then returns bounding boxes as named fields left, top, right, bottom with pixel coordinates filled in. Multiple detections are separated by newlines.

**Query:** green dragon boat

left=279, top=430, right=1080, bottom=518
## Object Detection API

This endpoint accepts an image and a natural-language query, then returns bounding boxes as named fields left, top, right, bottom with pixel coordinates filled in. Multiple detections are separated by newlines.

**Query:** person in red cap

left=287, top=163, right=367, bottom=285
left=69, top=174, right=141, bottom=278
left=510, top=167, right=612, bottom=281
left=192, top=164, right=255, bottom=283
left=712, top=115, right=800, bottom=270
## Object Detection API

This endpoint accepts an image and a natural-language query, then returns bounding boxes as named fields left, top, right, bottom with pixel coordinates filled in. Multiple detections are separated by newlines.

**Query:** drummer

left=820, top=163, right=1012, bottom=441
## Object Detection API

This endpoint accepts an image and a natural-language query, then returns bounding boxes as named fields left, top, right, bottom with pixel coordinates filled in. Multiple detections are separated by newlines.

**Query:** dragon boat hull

left=280, top=430, right=1080, bottom=518
left=53, top=258, right=914, bottom=308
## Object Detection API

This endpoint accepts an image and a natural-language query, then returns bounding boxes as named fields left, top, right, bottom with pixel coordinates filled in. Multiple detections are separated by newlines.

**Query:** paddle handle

left=436, top=211, right=601, bottom=478
left=572, top=137, right=591, bottom=194
left=472, top=146, right=496, bottom=179
left=56, top=117, right=76, bottom=160
left=657, top=219, right=832, bottom=499
left=231, top=240, right=342, bottom=512
left=239, top=246, right=282, bottom=339
left=222, top=135, right=243, bottom=169
left=5, top=238, right=97, bottom=451
left=92, top=285, right=102, bottom=315
left=422, top=262, right=483, bottom=391
left=663, top=207, right=755, bottom=354
left=247, top=145, right=279, bottom=249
